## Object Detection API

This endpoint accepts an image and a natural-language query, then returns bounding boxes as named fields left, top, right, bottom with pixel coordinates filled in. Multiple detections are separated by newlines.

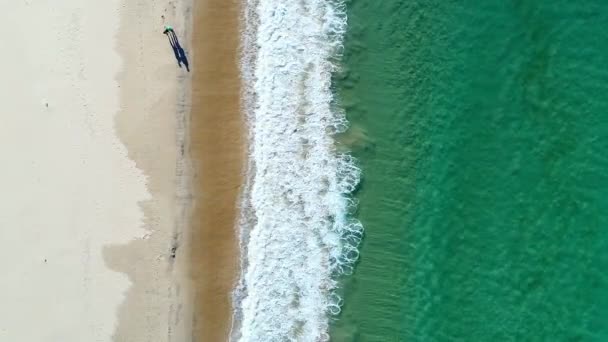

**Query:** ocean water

left=332, top=1, right=608, bottom=341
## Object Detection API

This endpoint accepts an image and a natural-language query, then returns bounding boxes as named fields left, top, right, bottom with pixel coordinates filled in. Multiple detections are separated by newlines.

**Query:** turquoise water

left=332, top=1, right=608, bottom=340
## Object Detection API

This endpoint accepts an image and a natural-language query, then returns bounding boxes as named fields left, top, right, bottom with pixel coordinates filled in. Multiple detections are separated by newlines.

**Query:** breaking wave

left=234, top=0, right=362, bottom=340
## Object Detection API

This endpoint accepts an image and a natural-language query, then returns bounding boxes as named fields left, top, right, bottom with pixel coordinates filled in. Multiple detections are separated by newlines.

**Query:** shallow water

left=332, top=1, right=608, bottom=340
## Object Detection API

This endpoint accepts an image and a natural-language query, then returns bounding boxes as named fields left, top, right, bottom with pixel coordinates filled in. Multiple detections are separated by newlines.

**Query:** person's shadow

left=166, top=31, right=190, bottom=72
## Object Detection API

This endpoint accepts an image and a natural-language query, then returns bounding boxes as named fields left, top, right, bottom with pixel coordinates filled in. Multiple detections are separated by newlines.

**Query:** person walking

left=163, top=25, right=174, bottom=35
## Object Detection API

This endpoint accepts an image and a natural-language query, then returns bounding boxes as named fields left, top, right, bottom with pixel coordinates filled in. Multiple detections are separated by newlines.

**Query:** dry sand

left=0, top=0, right=193, bottom=340
left=189, top=0, right=245, bottom=340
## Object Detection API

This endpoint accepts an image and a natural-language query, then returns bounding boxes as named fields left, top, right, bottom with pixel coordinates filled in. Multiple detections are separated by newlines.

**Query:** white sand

left=0, top=0, right=191, bottom=341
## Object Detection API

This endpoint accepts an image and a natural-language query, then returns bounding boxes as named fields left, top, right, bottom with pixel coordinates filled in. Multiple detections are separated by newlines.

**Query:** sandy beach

left=0, top=0, right=193, bottom=340
left=189, top=0, right=244, bottom=340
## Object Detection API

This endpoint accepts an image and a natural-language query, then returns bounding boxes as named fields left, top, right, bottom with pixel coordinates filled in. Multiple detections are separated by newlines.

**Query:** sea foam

left=235, top=0, right=362, bottom=341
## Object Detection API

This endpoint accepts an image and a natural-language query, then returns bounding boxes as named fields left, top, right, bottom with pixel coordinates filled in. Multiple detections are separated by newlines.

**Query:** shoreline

left=189, top=0, right=245, bottom=340
left=229, top=1, right=361, bottom=340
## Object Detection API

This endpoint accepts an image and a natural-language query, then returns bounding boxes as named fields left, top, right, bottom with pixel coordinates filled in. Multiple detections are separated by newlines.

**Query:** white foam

left=235, top=0, right=362, bottom=341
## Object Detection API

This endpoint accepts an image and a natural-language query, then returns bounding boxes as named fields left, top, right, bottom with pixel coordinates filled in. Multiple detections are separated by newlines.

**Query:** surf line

left=233, top=1, right=362, bottom=341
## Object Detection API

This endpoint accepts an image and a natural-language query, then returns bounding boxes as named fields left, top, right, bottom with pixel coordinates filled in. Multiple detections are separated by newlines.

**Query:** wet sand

left=189, top=0, right=244, bottom=341
left=106, top=0, right=194, bottom=341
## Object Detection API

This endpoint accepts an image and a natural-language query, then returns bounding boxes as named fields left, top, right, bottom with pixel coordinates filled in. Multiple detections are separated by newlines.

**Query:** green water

left=332, top=1, right=608, bottom=341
